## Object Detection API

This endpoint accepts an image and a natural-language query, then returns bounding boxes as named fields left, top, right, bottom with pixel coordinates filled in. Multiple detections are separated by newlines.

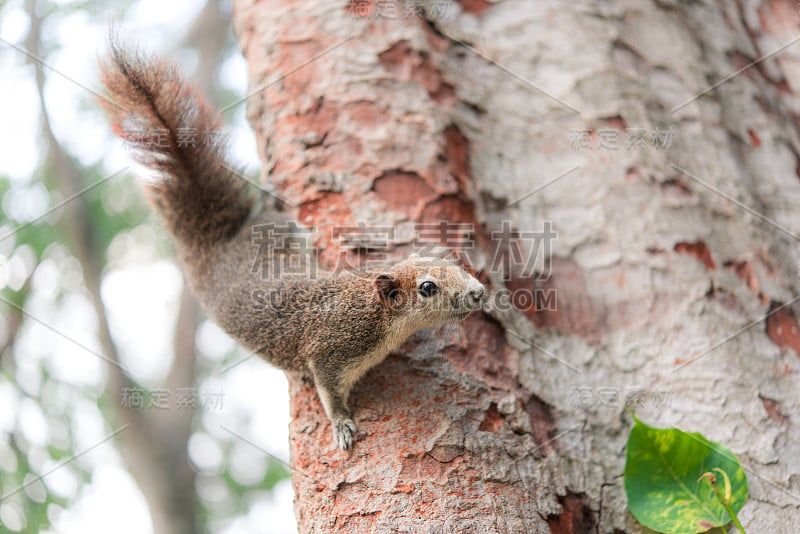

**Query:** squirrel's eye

left=419, top=281, right=438, bottom=297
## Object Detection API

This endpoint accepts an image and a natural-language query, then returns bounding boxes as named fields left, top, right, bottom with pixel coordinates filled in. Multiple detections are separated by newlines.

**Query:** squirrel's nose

left=469, top=286, right=485, bottom=304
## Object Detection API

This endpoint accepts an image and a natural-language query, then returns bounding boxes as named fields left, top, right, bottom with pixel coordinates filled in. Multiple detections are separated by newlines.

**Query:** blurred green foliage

left=0, top=1, right=291, bottom=532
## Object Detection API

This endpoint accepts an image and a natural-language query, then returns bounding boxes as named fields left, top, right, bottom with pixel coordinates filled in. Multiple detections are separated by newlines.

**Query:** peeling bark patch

left=524, top=395, right=558, bottom=454
left=747, top=128, right=762, bottom=147
left=674, top=241, right=716, bottom=270
left=298, top=193, right=352, bottom=227
left=421, top=194, right=478, bottom=227
left=272, top=41, right=330, bottom=99
left=458, top=0, right=493, bottom=15
left=432, top=81, right=457, bottom=104
left=445, top=313, right=516, bottom=390
left=612, top=39, right=648, bottom=71
left=625, top=167, right=642, bottom=181
left=660, top=177, right=697, bottom=206
left=546, top=492, right=596, bottom=533
left=399, top=451, right=459, bottom=484
left=723, top=260, right=766, bottom=302
left=271, top=98, right=339, bottom=179
left=757, top=0, right=800, bottom=35
left=598, top=115, right=627, bottom=130
left=373, top=170, right=436, bottom=217
left=765, top=301, right=800, bottom=356
left=661, top=177, right=692, bottom=196
left=298, top=194, right=354, bottom=268
left=760, top=395, right=788, bottom=423
left=444, top=124, right=470, bottom=186
left=517, top=257, right=601, bottom=345
left=378, top=40, right=453, bottom=102
left=479, top=402, right=505, bottom=432
left=392, top=483, right=415, bottom=494
left=275, top=97, right=336, bottom=140
left=344, top=100, right=391, bottom=129
left=421, top=19, right=449, bottom=52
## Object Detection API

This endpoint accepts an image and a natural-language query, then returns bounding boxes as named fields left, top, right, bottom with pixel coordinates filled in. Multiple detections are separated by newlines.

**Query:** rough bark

left=234, top=0, right=800, bottom=532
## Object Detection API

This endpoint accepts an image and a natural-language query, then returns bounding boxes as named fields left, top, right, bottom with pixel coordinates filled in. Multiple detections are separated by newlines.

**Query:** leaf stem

left=722, top=501, right=746, bottom=534
left=699, top=469, right=747, bottom=534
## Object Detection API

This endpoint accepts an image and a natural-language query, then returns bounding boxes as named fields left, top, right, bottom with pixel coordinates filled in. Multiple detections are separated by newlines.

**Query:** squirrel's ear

left=374, top=273, right=400, bottom=306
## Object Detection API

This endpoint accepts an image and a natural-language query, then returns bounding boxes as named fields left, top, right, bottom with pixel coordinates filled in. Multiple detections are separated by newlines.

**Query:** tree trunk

left=234, top=1, right=800, bottom=531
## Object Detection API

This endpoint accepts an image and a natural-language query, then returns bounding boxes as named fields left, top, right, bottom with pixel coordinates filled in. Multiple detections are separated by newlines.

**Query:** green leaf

left=624, top=416, right=748, bottom=533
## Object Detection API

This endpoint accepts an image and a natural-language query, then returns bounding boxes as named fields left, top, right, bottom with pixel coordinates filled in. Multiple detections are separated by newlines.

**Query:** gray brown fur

left=100, top=41, right=485, bottom=450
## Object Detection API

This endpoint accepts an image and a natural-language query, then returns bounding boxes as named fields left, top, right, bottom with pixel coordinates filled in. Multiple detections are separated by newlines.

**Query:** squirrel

left=99, top=40, right=486, bottom=450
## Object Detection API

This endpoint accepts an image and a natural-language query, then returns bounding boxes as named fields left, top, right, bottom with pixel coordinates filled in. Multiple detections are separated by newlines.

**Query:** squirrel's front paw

left=332, top=418, right=357, bottom=450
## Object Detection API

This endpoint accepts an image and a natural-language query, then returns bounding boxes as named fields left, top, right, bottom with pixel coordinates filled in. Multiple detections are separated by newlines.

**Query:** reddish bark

left=235, top=2, right=560, bottom=531
left=674, top=241, right=716, bottom=271
left=766, top=302, right=800, bottom=357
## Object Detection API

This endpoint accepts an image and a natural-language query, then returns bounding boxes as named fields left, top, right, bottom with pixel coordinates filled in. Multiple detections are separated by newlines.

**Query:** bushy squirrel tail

left=99, top=36, right=252, bottom=252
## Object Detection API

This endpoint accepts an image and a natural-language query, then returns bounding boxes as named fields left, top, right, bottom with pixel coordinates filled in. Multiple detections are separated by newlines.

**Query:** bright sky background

left=0, top=0, right=295, bottom=532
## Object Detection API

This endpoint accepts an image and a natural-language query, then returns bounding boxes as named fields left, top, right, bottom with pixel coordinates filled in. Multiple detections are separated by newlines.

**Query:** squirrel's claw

left=333, top=418, right=357, bottom=450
